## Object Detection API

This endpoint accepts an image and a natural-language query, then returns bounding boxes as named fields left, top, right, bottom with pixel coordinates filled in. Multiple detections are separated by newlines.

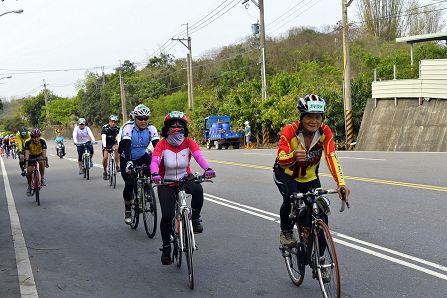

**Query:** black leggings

left=273, top=168, right=327, bottom=231
left=120, top=154, right=151, bottom=202
left=158, top=180, right=203, bottom=246
left=77, top=143, right=94, bottom=161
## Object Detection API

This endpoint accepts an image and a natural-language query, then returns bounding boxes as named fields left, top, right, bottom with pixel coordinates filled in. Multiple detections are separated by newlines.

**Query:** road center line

left=204, top=193, right=447, bottom=280
left=0, top=158, right=39, bottom=297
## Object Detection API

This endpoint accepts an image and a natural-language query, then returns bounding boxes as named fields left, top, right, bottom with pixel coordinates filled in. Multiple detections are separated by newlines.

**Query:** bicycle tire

left=283, top=226, right=305, bottom=286
left=86, top=156, right=90, bottom=180
left=130, top=188, right=140, bottom=229
left=143, top=185, right=157, bottom=238
left=111, top=158, right=116, bottom=189
left=313, top=220, right=340, bottom=298
left=173, top=214, right=182, bottom=268
left=34, top=169, right=40, bottom=206
left=83, top=156, right=87, bottom=179
left=108, top=157, right=113, bottom=186
left=183, top=211, right=194, bottom=289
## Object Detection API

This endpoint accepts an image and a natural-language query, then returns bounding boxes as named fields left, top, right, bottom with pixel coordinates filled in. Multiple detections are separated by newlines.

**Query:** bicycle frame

left=176, top=189, right=196, bottom=253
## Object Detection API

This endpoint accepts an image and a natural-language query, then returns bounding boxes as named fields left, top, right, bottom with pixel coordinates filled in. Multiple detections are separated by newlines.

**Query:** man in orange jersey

left=273, top=94, right=350, bottom=248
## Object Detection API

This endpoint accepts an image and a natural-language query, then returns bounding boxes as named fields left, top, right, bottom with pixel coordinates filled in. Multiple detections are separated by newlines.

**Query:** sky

left=0, top=0, right=409, bottom=100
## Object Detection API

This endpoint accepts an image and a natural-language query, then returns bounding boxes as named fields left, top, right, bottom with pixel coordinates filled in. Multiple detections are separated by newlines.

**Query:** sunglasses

left=135, top=116, right=149, bottom=121
left=79, top=123, right=85, bottom=125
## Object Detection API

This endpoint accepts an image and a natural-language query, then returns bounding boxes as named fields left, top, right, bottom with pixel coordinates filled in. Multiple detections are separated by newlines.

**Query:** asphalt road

left=1, top=141, right=447, bottom=297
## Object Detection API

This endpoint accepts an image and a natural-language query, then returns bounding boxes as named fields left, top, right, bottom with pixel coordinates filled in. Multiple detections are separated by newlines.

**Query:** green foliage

left=48, top=97, right=79, bottom=125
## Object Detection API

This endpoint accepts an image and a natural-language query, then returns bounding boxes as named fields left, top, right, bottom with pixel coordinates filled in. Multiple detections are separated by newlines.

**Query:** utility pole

left=172, top=23, right=195, bottom=109
left=342, top=0, right=354, bottom=149
left=118, top=61, right=127, bottom=122
left=243, top=0, right=267, bottom=101
left=43, top=80, right=50, bottom=127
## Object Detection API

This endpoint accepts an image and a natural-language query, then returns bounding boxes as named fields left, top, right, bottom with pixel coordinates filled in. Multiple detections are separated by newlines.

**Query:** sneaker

left=321, top=268, right=331, bottom=284
left=192, top=218, right=203, bottom=233
left=160, top=245, right=172, bottom=265
left=21, top=170, right=26, bottom=177
left=124, top=211, right=132, bottom=225
left=26, top=187, right=33, bottom=197
left=41, top=178, right=47, bottom=186
left=280, top=230, right=297, bottom=248
left=117, top=168, right=121, bottom=173
left=103, top=172, right=109, bottom=180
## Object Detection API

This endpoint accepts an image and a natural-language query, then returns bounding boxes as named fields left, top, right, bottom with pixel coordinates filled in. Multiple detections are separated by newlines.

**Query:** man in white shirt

left=73, top=118, right=96, bottom=174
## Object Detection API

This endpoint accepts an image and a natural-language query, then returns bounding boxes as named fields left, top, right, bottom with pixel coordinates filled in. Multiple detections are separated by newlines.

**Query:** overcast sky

left=0, top=0, right=416, bottom=100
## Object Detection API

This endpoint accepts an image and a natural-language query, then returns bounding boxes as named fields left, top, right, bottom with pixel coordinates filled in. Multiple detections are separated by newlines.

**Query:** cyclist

left=55, top=130, right=65, bottom=156
left=274, top=94, right=350, bottom=248
left=244, top=120, right=251, bottom=148
left=3, top=135, right=10, bottom=157
left=101, top=115, right=120, bottom=180
left=24, top=128, right=48, bottom=196
left=16, top=127, right=31, bottom=176
left=150, top=111, right=216, bottom=265
left=73, top=118, right=96, bottom=175
left=119, top=104, right=159, bottom=225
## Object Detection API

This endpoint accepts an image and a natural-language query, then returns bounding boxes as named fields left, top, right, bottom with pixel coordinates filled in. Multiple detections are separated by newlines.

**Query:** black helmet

left=19, top=126, right=28, bottom=137
left=297, top=94, right=327, bottom=114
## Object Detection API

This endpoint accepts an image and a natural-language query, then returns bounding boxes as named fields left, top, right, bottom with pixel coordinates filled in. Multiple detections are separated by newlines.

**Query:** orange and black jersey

left=24, top=139, right=47, bottom=156
left=275, top=121, right=346, bottom=187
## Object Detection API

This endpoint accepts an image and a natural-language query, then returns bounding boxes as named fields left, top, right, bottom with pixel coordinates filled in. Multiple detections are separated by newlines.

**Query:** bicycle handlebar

left=154, top=174, right=213, bottom=187
left=290, top=188, right=349, bottom=213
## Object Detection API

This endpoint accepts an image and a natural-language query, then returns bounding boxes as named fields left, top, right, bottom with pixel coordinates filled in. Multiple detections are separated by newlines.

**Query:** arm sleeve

left=87, top=127, right=96, bottom=142
left=121, top=139, right=132, bottom=161
left=150, top=141, right=164, bottom=173
left=322, top=125, right=346, bottom=187
left=276, top=123, right=298, bottom=167
left=101, top=134, right=107, bottom=147
left=189, top=139, right=209, bottom=170
left=72, top=127, right=77, bottom=144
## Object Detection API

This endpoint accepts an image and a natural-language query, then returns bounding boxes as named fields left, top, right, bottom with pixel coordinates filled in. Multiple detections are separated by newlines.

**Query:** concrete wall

left=356, top=98, right=447, bottom=151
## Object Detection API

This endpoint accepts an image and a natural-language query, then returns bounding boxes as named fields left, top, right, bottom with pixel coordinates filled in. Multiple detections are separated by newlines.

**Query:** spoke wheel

left=283, top=226, right=305, bottom=286
left=130, top=190, right=140, bottom=229
left=183, top=212, right=194, bottom=289
left=314, top=221, right=340, bottom=298
left=86, top=156, right=90, bottom=180
left=34, top=170, right=40, bottom=206
left=143, top=185, right=157, bottom=238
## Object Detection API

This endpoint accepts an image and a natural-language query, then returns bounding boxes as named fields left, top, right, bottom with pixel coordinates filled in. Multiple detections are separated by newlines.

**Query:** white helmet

left=78, top=118, right=86, bottom=125
left=244, top=121, right=249, bottom=125
left=133, top=104, right=151, bottom=117
left=109, top=114, right=119, bottom=121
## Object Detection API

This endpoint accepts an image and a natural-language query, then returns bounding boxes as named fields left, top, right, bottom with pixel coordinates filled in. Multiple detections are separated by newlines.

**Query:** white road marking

left=242, top=153, right=275, bottom=156
left=0, top=158, right=39, bottom=297
left=204, top=193, right=447, bottom=281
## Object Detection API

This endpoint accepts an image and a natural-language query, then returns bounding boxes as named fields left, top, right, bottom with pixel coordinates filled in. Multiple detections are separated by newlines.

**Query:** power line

left=189, top=0, right=240, bottom=35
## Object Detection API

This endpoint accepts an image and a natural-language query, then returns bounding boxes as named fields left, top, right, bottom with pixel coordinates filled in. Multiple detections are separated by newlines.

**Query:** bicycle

left=10, top=144, right=18, bottom=159
left=28, top=157, right=44, bottom=206
left=156, top=174, right=212, bottom=290
left=279, top=188, right=348, bottom=298
left=128, top=164, right=157, bottom=238
left=77, top=141, right=93, bottom=180
left=106, top=148, right=117, bottom=189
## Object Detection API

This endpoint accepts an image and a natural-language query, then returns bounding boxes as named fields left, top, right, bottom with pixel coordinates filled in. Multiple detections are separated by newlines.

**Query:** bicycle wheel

left=34, top=169, right=40, bottom=206
left=143, top=185, right=157, bottom=238
left=130, top=188, right=140, bottom=229
left=173, top=214, right=182, bottom=268
left=313, top=221, right=340, bottom=298
left=282, top=225, right=305, bottom=286
left=108, top=157, right=113, bottom=186
left=83, top=155, right=87, bottom=179
left=111, top=159, right=116, bottom=189
left=183, top=211, right=194, bottom=289
left=86, top=156, right=90, bottom=180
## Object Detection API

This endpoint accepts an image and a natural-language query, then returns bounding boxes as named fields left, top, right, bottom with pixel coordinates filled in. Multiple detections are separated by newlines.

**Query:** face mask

left=166, top=133, right=185, bottom=146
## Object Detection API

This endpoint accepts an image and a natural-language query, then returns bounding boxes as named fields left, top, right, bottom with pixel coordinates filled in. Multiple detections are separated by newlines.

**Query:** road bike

left=156, top=174, right=212, bottom=290
left=129, top=164, right=157, bottom=238
left=279, top=188, right=348, bottom=298
left=10, top=143, right=18, bottom=159
left=106, top=148, right=117, bottom=189
left=28, top=157, right=44, bottom=206
left=77, top=141, right=93, bottom=180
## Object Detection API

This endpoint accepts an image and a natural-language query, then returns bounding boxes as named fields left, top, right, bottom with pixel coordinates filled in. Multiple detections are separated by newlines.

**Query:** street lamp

left=0, top=9, right=24, bottom=18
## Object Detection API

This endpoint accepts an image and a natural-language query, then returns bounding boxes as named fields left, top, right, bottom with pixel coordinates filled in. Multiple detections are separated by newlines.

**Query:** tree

left=358, top=0, right=406, bottom=40
left=406, top=0, right=445, bottom=35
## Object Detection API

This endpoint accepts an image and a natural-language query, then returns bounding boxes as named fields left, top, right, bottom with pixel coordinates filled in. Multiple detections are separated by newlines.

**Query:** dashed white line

left=1, top=158, right=39, bottom=297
